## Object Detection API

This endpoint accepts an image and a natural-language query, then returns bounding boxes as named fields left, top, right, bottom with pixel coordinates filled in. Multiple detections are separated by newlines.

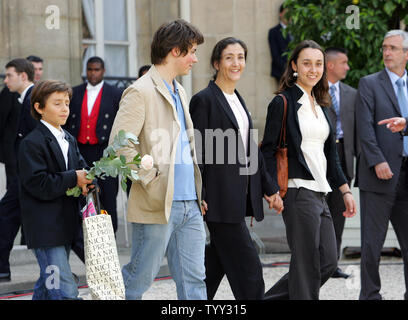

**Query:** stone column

left=0, top=0, right=82, bottom=85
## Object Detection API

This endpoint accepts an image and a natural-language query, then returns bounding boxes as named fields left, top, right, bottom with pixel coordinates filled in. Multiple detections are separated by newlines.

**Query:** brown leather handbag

left=276, top=94, right=288, bottom=198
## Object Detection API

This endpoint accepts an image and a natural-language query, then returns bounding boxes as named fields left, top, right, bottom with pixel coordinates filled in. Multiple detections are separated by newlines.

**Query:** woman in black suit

left=189, top=37, right=283, bottom=300
left=261, top=40, right=357, bottom=300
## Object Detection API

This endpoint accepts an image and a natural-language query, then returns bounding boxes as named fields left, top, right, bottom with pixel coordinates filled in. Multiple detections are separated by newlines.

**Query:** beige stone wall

left=135, top=0, right=180, bottom=69
left=190, top=0, right=284, bottom=139
left=0, top=0, right=82, bottom=85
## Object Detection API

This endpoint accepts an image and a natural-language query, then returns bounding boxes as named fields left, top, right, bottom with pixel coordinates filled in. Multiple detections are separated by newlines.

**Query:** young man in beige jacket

left=109, top=19, right=206, bottom=300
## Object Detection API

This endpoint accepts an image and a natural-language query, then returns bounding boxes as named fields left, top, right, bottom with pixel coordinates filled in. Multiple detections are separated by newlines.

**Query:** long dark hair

left=277, top=40, right=330, bottom=107
left=210, top=37, right=248, bottom=80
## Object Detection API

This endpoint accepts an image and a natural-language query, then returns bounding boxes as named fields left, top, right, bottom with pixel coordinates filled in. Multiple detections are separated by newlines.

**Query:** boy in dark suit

left=18, top=80, right=93, bottom=300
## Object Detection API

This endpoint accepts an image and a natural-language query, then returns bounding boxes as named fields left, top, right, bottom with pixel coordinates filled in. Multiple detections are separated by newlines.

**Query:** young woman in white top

left=261, top=40, right=357, bottom=300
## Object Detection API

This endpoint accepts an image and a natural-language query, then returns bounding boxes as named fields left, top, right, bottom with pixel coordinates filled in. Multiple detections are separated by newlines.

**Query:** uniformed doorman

left=64, top=56, right=123, bottom=232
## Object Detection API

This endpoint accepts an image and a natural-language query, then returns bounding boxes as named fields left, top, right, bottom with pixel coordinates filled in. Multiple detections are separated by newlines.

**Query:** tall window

left=82, top=0, right=137, bottom=77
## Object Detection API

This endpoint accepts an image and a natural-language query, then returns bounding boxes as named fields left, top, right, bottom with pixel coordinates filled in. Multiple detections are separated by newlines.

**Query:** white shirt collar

left=18, top=83, right=34, bottom=104
left=86, top=80, right=104, bottom=91
left=40, top=119, right=65, bottom=140
left=280, top=22, right=287, bottom=29
left=328, top=80, right=340, bottom=93
left=385, top=67, right=407, bottom=85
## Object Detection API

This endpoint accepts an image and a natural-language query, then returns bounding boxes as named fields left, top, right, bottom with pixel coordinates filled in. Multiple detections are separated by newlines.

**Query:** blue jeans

left=32, top=246, right=80, bottom=300
left=122, top=200, right=207, bottom=300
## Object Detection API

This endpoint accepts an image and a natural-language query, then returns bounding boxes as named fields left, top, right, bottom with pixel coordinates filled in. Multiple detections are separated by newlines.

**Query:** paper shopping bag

left=82, top=189, right=125, bottom=300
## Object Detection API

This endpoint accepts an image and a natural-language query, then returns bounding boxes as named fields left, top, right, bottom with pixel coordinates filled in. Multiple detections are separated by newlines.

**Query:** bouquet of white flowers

left=66, top=130, right=152, bottom=197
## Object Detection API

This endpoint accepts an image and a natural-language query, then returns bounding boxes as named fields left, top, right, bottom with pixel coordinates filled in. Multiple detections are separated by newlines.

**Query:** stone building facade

left=0, top=0, right=283, bottom=136
left=0, top=0, right=400, bottom=253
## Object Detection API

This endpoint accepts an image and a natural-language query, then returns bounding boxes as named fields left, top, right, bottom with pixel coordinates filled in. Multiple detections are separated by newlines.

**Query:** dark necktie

left=329, top=85, right=342, bottom=139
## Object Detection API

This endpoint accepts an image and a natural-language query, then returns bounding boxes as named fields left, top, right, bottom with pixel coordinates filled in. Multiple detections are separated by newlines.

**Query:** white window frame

left=82, top=0, right=138, bottom=77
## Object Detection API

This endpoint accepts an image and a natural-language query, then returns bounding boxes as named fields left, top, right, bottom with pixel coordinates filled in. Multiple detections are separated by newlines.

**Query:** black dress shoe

left=0, top=273, right=11, bottom=283
left=331, top=267, right=350, bottom=279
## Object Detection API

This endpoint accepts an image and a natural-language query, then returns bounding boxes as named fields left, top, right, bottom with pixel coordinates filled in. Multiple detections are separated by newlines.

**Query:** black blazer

left=64, top=82, right=123, bottom=145
left=0, top=87, right=21, bottom=175
left=18, top=122, right=88, bottom=249
left=190, top=81, right=278, bottom=223
left=261, top=85, right=347, bottom=191
left=15, top=85, right=37, bottom=154
left=268, top=24, right=291, bottom=81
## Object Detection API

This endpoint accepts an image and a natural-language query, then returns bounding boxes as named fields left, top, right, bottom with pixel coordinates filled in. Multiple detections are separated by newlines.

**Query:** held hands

left=76, top=170, right=94, bottom=196
left=342, top=192, right=357, bottom=218
left=378, top=117, right=407, bottom=133
left=339, top=184, right=357, bottom=218
left=264, top=193, right=284, bottom=214
left=200, top=194, right=284, bottom=217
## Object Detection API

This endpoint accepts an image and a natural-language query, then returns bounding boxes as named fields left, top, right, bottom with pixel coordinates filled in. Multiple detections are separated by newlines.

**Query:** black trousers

left=205, top=219, right=265, bottom=300
left=359, top=163, right=408, bottom=300
left=0, top=176, right=21, bottom=274
left=78, top=143, right=119, bottom=232
left=264, top=188, right=338, bottom=300
left=326, top=139, right=351, bottom=260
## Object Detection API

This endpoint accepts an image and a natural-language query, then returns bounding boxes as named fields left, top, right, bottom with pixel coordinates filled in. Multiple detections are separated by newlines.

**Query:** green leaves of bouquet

left=66, top=130, right=142, bottom=197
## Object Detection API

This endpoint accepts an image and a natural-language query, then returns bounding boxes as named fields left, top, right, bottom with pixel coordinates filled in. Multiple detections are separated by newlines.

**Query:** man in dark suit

left=0, top=59, right=35, bottom=282
left=0, top=87, right=20, bottom=184
left=268, top=4, right=292, bottom=82
left=1, top=56, right=44, bottom=170
left=325, top=47, right=357, bottom=279
left=64, top=56, right=123, bottom=232
left=356, top=29, right=408, bottom=300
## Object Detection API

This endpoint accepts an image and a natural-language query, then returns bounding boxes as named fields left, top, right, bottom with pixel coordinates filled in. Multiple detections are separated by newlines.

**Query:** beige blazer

left=109, top=65, right=202, bottom=224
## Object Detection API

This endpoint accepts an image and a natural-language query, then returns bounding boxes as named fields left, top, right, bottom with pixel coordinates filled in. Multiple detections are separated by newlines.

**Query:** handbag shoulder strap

left=277, top=94, right=288, bottom=147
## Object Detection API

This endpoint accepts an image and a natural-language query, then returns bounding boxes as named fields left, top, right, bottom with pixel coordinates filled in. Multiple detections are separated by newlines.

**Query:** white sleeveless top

left=287, top=84, right=332, bottom=193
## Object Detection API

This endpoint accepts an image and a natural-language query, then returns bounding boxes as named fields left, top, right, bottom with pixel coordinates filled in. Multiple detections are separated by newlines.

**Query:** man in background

left=26, top=55, right=44, bottom=82
left=0, top=59, right=35, bottom=282
left=356, top=30, right=408, bottom=300
left=64, top=56, right=123, bottom=232
left=325, top=47, right=357, bottom=279
left=268, top=4, right=292, bottom=83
